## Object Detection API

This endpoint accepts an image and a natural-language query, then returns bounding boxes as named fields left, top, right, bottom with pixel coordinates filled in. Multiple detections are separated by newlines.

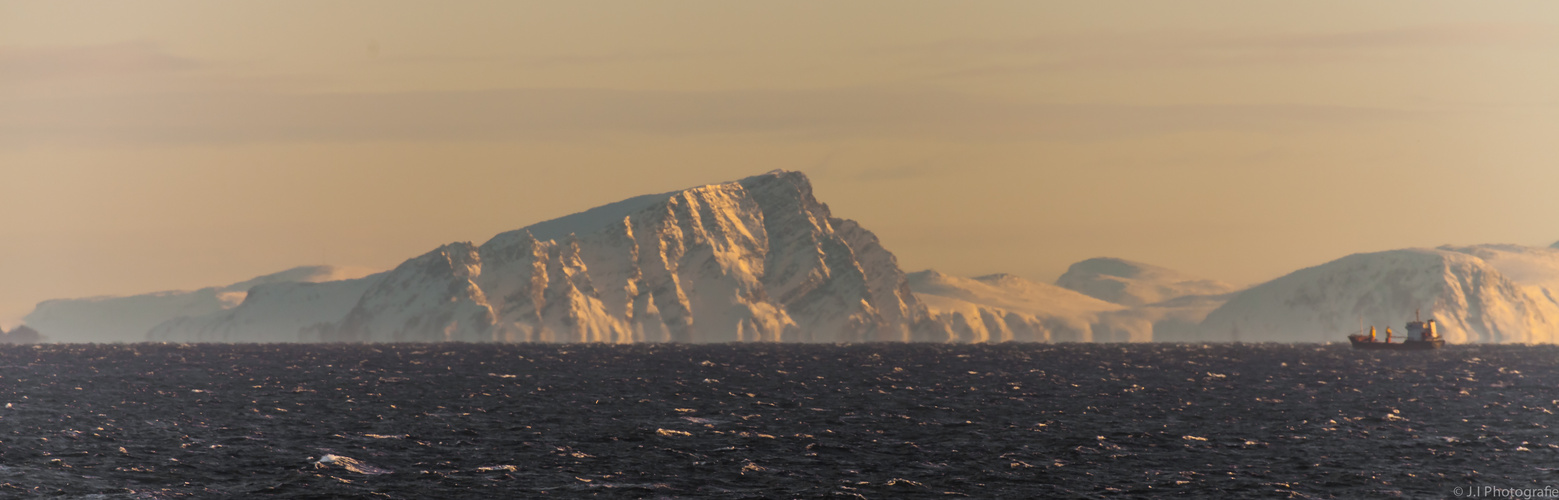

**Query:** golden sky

left=4, top=1, right=1559, bottom=327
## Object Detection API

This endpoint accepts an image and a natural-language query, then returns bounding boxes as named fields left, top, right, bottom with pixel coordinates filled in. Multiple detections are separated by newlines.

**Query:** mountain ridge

left=24, top=175, right=1559, bottom=344
left=25, top=265, right=377, bottom=343
left=908, top=270, right=1123, bottom=342
left=151, top=170, right=944, bottom=343
left=1056, top=257, right=1238, bottom=307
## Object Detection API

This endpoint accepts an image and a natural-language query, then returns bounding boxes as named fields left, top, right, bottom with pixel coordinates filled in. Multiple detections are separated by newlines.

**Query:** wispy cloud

left=1220, top=24, right=1555, bottom=50
left=371, top=48, right=730, bottom=70
left=891, top=23, right=1558, bottom=79
left=0, top=86, right=1421, bottom=146
left=0, top=41, right=201, bottom=82
left=898, top=23, right=1555, bottom=57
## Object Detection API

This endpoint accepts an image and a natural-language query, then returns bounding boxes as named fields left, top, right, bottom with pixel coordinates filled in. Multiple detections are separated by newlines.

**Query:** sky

left=3, top=1, right=1559, bottom=329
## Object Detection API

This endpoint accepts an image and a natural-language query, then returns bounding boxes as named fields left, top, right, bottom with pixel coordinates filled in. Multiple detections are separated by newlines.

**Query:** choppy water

left=1, top=343, right=1556, bottom=498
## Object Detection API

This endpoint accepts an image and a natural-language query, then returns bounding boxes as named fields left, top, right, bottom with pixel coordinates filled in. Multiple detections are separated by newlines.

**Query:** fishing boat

left=1347, top=312, right=1444, bottom=350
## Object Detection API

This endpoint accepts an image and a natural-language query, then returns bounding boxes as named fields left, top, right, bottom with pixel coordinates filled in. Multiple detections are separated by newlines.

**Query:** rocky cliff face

left=156, top=170, right=937, bottom=343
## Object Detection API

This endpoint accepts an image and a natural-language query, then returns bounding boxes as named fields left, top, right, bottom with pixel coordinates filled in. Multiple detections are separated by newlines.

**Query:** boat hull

left=1348, top=335, right=1444, bottom=350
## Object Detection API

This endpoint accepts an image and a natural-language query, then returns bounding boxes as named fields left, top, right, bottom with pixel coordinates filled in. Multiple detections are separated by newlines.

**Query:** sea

left=1, top=342, right=1555, bottom=498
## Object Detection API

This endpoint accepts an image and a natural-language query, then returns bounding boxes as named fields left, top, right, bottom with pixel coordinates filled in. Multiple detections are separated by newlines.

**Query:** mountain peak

left=907, top=269, right=948, bottom=281
left=1062, top=257, right=1164, bottom=280
left=147, top=169, right=930, bottom=344
left=743, top=169, right=808, bottom=185
left=0, top=324, right=42, bottom=344
left=486, top=170, right=816, bottom=249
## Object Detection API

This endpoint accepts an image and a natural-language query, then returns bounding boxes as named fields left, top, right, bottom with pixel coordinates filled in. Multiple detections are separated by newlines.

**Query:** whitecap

left=312, top=454, right=392, bottom=475
left=477, top=465, right=518, bottom=472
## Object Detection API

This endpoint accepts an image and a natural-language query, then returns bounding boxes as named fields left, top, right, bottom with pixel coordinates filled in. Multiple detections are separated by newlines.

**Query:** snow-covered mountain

left=1094, top=292, right=1238, bottom=343
left=915, top=246, right=1559, bottom=345
left=0, top=325, right=43, bottom=344
left=1056, top=257, right=1238, bottom=307
left=24, top=266, right=376, bottom=343
left=33, top=170, right=1559, bottom=344
left=149, top=274, right=384, bottom=343
left=1438, top=244, right=1559, bottom=303
left=908, top=270, right=1124, bottom=342
left=153, top=170, right=944, bottom=343
left=1200, top=248, right=1559, bottom=343
left=911, top=260, right=1239, bottom=343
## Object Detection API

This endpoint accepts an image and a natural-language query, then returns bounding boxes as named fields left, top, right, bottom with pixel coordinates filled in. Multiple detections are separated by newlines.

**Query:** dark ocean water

left=1, top=343, right=1556, bottom=499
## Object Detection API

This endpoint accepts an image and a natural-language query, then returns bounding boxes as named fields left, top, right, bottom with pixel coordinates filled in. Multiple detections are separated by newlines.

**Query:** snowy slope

left=1056, top=257, right=1238, bottom=307
left=1094, top=293, right=1236, bottom=342
left=332, top=243, right=498, bottom=342
left=1199, top=248, right=1559, bottom=343
left=909, top=268, right=1237, bottom=343
left=908, top=270, right=1124, bottom=342
left=24, top=266, right=376, bottom=343
left=297, top=170, right=940, bottom=343
left=1440, top=244, right=1559, bottom=304
left=0, top=325, right=43, bottom=344
left=149, top=273, right=384, bottom=343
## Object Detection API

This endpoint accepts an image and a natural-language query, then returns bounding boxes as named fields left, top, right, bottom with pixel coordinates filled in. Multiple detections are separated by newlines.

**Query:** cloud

left=902, top=23, right=1554, bottom=56
left=896, top=23, right=1557, bottom=77
left=375, top=48, right=722, bottom=69
left=0, top=86, right=1420, bottom=146
left=0, top=41, right=201, bottom=82
left=1221, top=24, right=1555, bottom=51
